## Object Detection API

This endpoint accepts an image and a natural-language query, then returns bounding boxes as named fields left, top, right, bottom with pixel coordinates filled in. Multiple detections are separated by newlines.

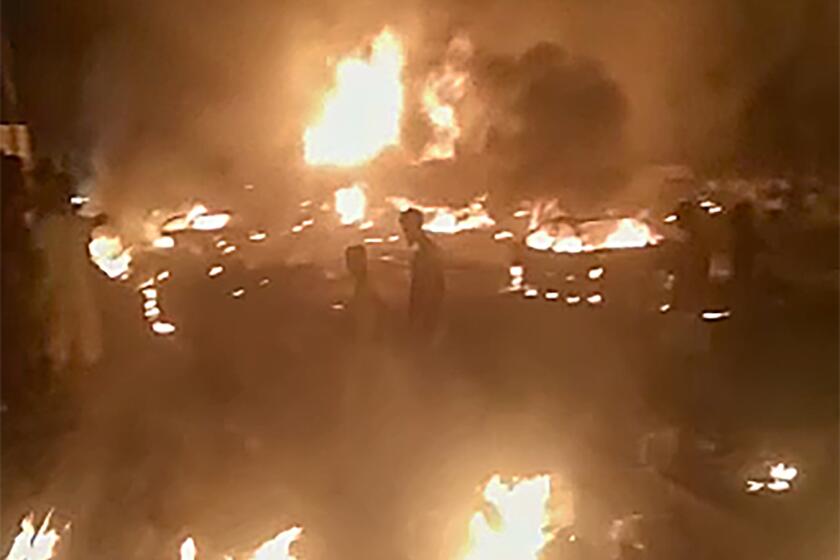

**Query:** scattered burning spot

left=231, top=288, right=246, bottom=298
left=222, top=245, right=238, bottom=255
left=508, top=265, right=524, bottom=291
left=544, top=290, right=560, bottom=301
left=334, top=183, right=367, bottom=225
left=250, top=527, right=303, bottom=560
left=586, top=292, right=604, bottom=305
left=88, top=230, right=132, bottom=279
left=153, top=235, right=176, bottom=249
left=462, top=475, right=554, bottom=560
left=493, top=230, right=514, bottom=241
left=565, top=294, right=581, bottom=305
left=701, top=309, right=731, bottom=321
left=151, top=321, right=176, bottom=335
left=524, top=288, right=539, bottom=298
left=156, top=270, right=171, bottom=282
left=208, top=265, right=225, bottom=278
left=587, top=266, right=604, bottom=280
left=304, top=28, right=404, bottom=167
left=248, top=231, right=268, bottom=242
left=745, top=461, right=799, bottom=494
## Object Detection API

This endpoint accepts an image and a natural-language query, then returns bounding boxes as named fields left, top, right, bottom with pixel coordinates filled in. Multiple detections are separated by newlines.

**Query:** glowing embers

left=745, top=462, right=799, bottom=494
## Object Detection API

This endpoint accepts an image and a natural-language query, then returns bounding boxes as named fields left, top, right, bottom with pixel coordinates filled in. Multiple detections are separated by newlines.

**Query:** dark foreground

left=2, top=253, right=838, bottom=560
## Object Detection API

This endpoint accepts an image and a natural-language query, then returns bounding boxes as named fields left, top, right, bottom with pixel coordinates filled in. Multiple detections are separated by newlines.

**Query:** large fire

left=304, top=28, right=405, bottom=167
left=388, top=195, right=495, bottom=234
left=419, top=35, right=472, bottom=162
left=334, top=183, right=367, bottom=225
left=462, top=475, right=554, bottom=560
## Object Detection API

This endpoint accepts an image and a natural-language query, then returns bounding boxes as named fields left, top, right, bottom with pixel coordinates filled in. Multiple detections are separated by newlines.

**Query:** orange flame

left=462, top=475, right=554, bottom=560
left=388, top=195, right=495, bottom=234
left=304, top=29, right=405, bottom=167
left=334, top=183, right=368, bottom=225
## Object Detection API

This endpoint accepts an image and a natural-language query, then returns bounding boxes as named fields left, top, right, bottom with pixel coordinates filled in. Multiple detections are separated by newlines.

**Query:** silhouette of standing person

left=731, top=200, right=761, bottom=306
left=399, top=208, right=444, bottom=342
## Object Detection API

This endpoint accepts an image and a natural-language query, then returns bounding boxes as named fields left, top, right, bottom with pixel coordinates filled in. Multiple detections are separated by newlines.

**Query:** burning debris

left=462, top=475, right=554, bottom=560
left=303, top=28, right=404, bottom=167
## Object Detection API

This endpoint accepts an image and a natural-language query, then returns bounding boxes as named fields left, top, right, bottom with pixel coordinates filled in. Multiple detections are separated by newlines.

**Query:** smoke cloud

left=5, top=0, right=837, bottom=217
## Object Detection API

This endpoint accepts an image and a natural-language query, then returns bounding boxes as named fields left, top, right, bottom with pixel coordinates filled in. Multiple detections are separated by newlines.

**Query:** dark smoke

left=475, top=42, right=628, bottom=203
left=4, top=0, right=837, bottom=217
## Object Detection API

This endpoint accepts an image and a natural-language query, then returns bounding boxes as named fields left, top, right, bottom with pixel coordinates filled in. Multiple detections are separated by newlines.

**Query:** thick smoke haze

left=4, top=0, right=837, bottom=216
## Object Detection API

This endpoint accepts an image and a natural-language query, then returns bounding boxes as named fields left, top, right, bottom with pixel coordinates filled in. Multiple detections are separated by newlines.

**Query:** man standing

left=399, top=208, right=445, bottom=341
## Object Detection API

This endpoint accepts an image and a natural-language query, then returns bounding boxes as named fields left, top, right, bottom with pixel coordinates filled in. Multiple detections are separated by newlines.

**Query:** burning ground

left=2, top=5, right=839, bottom=560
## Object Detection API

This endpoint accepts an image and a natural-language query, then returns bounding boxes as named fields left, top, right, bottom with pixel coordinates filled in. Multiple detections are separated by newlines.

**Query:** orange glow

left=179, top=537, right=196, bottom=560
left=419, top=35, right=472, bottom=162
left=304, top=29, right=404, bottom=166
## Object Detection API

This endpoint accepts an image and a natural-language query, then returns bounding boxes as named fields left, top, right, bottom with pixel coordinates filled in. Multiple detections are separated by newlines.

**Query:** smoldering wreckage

left=2, top=19, right=835, bottom=560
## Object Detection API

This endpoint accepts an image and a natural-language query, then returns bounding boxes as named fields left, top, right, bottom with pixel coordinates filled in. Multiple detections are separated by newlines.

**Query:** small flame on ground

left=222, top=245, right=238, bottom=255
left=769, top=462, right=798, bottom=481
left=191, top=212, right=230, bottom=231
left=664, top=213, right=678, bottom=224
left=88, top=232, right=132, bottom=279
left=304, top=28, right=404, bottom=167
left=156, top=270, right=171, bottom=282
left=151, top=321, right=176, bottom=335
left=524, top=288, right=539, bottom=298
left=334, top=183, right=367, bottom=225
left=462, top=475, right=553, bottom=560
left=249, top=231, right=268, bottom=242
left=701, top=309, right=731, bottom=321
left=745, top=480, right=765, bottom=493
left=508, top=265, right=524, bottom=291
left=250, top=527, right=303, bottom=560
left=143, top=299, right=158, bottom=311
left=494, top=231, right=514, bottom=241
left=659, top=303, right=671, bottom=313
left=144, top=307, right=161, bottom=319
left=587, top=266, right=604, bottom=280
left=766, top=479, right=791, bottom=492
left=208, top=265, right=224, bottom=278
left=586, top=293, right=603, bottom=305
left=544, top=291, right=559, bottom=301
left=153, top=236, right=176, bottom=249
left=179, top=537, right=197, bottom=560
left=258, top=278, right=270, bottom=287
left=566, top=294, right=581, bottom=305
left=5, top=512, right=61, bottom=560
left=141, top=288, right=158, bottom=299
left=231, top=288, right=246, bottom=298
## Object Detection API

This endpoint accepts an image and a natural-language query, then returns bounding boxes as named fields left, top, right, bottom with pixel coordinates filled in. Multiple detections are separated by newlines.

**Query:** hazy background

left=3, top=0, right=838, bottom=212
